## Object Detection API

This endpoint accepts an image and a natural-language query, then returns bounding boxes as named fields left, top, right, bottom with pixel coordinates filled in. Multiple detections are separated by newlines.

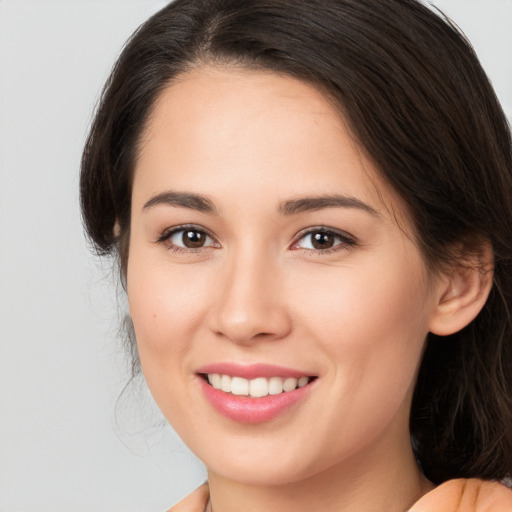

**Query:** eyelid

left=290, top=226, right=357, bottom=252
left=156, top=224, right=220, bottom=249
left=155, top=224, right=355, bottom=254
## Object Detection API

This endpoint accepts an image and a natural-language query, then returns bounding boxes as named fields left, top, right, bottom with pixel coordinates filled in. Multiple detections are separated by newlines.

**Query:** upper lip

left=196, top=362, right=314, bottom=380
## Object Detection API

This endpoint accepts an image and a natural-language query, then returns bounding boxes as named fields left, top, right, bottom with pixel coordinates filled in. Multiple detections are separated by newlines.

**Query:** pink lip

left=198, top=377, right=314, bottom=424
left=195, top=363, right=317, bottom=424
left=196, top=362, right=311, bottom=380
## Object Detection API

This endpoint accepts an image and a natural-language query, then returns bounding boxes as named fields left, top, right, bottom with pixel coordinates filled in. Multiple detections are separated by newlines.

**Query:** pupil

left=312, top=232, right=334, bottom=249
left=183, top=230, right=205, bottom=248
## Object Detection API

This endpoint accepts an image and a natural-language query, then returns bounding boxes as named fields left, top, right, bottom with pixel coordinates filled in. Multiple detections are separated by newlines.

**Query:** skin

left=126, top=66, right=491, bottom=512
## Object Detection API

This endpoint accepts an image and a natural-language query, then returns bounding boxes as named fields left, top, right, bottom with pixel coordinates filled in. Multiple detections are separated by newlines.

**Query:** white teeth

left=268, top=377, right=283, bottom=395
left=220, top=374, right=231, bottom=393
left=208, top=373, right=222, bottom=389
left=283, top=377, right=298, bottom=392
left=249, top=377, right=268, bottom=398
left=205, top=374, right=312, bottom=398
left=231, top=377, right=249, bottom=396
left=298, top=376, right=309, bottom=388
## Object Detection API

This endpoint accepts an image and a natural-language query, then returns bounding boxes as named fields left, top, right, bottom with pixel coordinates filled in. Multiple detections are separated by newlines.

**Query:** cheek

left=294, top=248, right=431, bottom=425
left=297, top=252, right=429, bottom=347
left=125, top=246, right=212, bottom=385
left=126, top=255, right=212, bottom=426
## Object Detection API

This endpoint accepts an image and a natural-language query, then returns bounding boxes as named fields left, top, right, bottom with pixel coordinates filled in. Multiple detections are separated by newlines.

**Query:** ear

left=428, top=240, right=494, bottom=336
left=113, top=220, right=121, bottom=238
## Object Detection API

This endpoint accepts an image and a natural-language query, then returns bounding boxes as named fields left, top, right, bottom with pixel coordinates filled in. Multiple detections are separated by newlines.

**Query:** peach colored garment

left=409, top=479, right=512, bottom=512
left=169, top=479, right=512, bottom=512
left=169, top=483, right=209, bottom=512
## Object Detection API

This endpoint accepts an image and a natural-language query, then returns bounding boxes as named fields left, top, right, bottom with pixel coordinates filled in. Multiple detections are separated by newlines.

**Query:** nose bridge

left=210, top=243, right=290, bottom=344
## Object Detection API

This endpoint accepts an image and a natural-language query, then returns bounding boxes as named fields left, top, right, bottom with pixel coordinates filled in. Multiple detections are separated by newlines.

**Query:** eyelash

left=292, top=227, right=357, bottom=255
left=156, top=225, right=357, bottom=255
left=156, top=224, right=219, bottom=254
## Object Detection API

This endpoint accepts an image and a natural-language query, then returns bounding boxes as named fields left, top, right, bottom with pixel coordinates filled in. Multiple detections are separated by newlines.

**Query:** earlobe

left=428, top=242, right=494, bottom=336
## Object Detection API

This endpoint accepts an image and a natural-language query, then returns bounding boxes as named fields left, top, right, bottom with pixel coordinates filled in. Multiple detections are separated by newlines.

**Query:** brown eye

left=311, top=232, right=336, bottom=250
left=165, top=227, right=218, bottom=250
left=182, top=230, right=207, bottom=248
left=293, top=229, right=355, bottom=252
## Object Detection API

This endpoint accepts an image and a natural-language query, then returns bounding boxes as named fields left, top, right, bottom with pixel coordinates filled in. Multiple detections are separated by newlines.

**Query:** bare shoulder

left=408, top=478, right=512, bottom=512
left=167, top=483, right=210, bottom=512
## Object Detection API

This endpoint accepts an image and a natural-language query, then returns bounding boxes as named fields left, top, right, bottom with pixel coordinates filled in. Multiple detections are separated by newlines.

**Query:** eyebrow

left=143, top=191, right=218, bottom=214
left=142, top=190, right=378, bottom=217
left=279, top=195, right=378, bottom=216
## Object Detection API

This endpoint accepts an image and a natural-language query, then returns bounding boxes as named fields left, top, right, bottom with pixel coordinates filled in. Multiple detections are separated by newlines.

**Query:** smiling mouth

left=200, top=373, right=317, bottom=398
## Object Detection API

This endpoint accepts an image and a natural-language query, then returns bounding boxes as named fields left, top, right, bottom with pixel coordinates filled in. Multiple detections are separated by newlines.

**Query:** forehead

left=138, top=66, right=354, bottom=169
left=134, top=65, right=408, bottom=226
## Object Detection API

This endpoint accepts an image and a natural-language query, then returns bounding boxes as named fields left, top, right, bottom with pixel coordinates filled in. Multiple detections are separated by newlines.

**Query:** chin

left=210, top=460, right=314, bottom=486
left=196, top=437, right=332, bottom=486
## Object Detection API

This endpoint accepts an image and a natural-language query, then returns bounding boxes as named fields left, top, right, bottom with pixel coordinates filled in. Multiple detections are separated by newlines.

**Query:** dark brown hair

left=80, top=0, right=512, bottom=484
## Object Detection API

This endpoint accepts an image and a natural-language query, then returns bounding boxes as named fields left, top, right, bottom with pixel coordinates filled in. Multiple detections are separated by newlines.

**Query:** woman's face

left=127, top=66, right=441, bottom=485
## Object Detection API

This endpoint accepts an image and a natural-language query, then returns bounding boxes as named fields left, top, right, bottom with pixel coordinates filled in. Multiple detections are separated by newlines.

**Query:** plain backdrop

left=0, top=1, right=510, bottom=511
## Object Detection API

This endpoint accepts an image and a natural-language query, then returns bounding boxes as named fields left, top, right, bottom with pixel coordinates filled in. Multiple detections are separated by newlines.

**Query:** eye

left=158, top=226, right=219, bottom=251
left=291, top=228, right=355, bottom=252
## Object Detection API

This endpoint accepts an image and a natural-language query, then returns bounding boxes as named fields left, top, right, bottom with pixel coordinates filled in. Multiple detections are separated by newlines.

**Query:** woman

left=80, top=0, right=512, bottom=510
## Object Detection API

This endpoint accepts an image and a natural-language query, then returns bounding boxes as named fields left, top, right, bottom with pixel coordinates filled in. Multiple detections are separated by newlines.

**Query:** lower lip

left=198, top=377, right=314, bottom=424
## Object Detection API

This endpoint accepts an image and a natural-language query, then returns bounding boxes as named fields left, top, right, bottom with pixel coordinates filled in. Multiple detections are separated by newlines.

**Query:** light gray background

left=0, top=1, right=510, bottom=511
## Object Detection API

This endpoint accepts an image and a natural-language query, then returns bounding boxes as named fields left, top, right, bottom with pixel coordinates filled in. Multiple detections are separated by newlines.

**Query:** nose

left=208, top=249, right=292, bottom=345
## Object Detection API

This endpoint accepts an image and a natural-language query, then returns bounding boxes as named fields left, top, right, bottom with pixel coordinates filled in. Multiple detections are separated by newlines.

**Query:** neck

left=206, top=433, right=433, bottom=512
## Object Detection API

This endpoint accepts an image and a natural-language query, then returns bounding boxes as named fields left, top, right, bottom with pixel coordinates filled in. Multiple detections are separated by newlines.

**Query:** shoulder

left=167, top=483, right=210, bottom=512
left=166, top=479, right=512, bottom=511
left=409, top=478, right=512, bottom=512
